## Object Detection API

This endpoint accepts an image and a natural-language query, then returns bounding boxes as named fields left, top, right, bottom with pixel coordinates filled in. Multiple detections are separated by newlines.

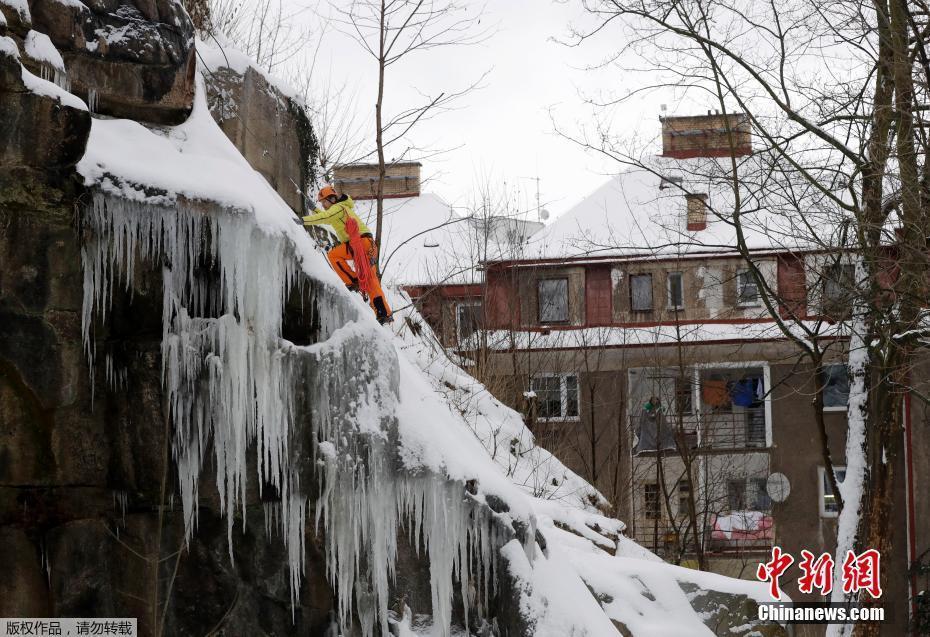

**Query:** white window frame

left=818, top=465, right=846, bottom=518
left=455, top=300, right=482, bottom=345
left=693, top=361, right=773, bottom=448
left=822, top=363, right=850, bottom=412
left=736, top=269, right=761, bottom=307
left=667, top=271, right=685, bottom=310
left=531, top=372, right=581, bottom=422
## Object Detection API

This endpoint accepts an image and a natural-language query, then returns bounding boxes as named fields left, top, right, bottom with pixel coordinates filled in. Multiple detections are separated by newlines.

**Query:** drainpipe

left=905, top=389, right=917, bottom=633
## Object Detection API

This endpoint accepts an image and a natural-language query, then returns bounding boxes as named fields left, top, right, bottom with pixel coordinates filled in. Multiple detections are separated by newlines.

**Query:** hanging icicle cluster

left=79, top=190, right=510, bottom=636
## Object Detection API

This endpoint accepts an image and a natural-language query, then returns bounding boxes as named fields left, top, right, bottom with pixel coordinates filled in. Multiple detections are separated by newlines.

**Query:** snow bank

left=24, top=30, right=64, bottom=71
left=196, top=34, right=301, bottom=102
left=1, top=35, right=84, bottom=109
left=0, top=0, right=30, bottom=24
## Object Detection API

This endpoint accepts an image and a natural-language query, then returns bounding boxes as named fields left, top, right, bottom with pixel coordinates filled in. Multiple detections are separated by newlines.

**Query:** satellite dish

left=766, top=472, right=791, bottom=503
left=539, top=208, right=550, bottom=221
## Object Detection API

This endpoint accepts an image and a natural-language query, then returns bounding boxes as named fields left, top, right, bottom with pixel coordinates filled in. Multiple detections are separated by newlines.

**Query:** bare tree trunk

left=374, top=0, right=387, bottom=269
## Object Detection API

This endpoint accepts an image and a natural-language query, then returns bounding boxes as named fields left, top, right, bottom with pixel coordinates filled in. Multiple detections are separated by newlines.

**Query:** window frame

left=695, top=363, right=773, bottom=449
left=630, top=273, right=654, bottom=312
left=667, top=271, right=685, bottom=310
left=677, top=480, right=691, bottom=517
left=822, top=363, right=850, bottom=412
left=530, top=372, right=581, bottom=422
left=818, top=466, right=847, bottom=518
left=727, top=478, right=748, bottom=512
left=735, top=269, right=761, bottom=307
left=644, top=482, right=661, bottom=519
left=821, top=262, right=856, bottom=314
left=537, top=277, right=569, bottom=324
left=455, top=300, right=483, bottom=345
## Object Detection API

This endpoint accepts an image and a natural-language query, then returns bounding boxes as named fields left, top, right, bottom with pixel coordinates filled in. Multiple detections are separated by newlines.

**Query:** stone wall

left=205, top=64, right=317, bottom=215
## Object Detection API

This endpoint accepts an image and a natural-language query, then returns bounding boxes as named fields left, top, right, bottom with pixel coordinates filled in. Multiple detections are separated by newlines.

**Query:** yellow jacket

left=302, top=195, right=372, bottom=243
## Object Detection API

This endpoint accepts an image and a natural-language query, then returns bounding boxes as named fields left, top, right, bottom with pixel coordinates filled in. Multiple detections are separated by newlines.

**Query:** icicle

left=87, top=88, right=98, bottom=113
left=53, top=68, right=69, bottom=91
left=308, top=330, right=502, bottom=637
left=81, top=192, right=312, bottom=599
left=80, top=190, right=509, bottom=635
left=112, top=489, right=128, bottom=525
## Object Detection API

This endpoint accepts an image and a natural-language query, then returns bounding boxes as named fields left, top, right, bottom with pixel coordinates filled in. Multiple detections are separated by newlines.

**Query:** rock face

left=0, top=35, right=90, bottom=202
left=0, top=8, right=332, bottom=634
left=205, top=63, right=316, bottom=214
left=0, top=144, right=338, bottom=637
left=1, top=0, right=198, bottom=123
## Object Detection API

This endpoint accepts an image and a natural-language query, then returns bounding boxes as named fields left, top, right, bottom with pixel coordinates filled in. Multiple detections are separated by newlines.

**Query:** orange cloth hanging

left=702, top=379, right=730, bottom=407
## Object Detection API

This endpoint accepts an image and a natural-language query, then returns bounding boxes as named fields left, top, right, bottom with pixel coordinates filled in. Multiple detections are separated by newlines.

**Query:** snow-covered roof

left=521, top=158, right=847, bottom=262
left=477, top=320, right=845, bottom=352
left=354, top=194, right=537, bottom=286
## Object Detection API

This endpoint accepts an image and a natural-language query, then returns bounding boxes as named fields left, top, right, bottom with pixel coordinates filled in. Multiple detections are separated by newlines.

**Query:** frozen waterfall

left=80, top=191, right=508, bottom=636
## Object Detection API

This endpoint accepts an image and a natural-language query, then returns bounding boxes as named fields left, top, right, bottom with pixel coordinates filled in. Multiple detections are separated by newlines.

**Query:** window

left=822, top=364, right=850, bottom=410
left=644, top=483, right=660, bottom=519
left=455, top=301, right=482, bottom=345
left=822, top=263, right=855, bottom=314
left=819, top=466, right=847, bottom=517
left=750, top=477, right=772, bottom=512
left=674, top=375, right=693, bottom=415
left=630, top=274, right=653, bottom=312
left=736, top=270, right=760, bottom=306
left=667, top=272, right=684, bottom=310
left=728, top=479, right=747, bottom=511
left=728, top=478, right=771, bottom=513
left=538, top=278, right=568, bottom=324
left=678, top=480, right=691, bottom=516
left=530, top=374, right=580, bottom=421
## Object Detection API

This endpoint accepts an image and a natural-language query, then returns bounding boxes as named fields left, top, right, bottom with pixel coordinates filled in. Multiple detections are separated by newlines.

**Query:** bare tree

left=331, top=0, right=490, bottom=264
left=563, top=1, right=930, bottom=633
left=208, top=0, right=312, bottom=73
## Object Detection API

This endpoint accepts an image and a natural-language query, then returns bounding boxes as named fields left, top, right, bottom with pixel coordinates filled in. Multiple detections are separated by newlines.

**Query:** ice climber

left=303, top=185, right=394, bottom=324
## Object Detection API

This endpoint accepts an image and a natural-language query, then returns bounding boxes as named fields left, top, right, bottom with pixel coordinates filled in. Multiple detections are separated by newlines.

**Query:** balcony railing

left=633, top=408, right=767, bottom=455
left=632, top=512, right=774, bottom=557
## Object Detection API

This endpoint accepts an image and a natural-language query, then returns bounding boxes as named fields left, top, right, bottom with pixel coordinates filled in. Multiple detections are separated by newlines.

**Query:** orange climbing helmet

left=317, top=185, right=338, bottom=202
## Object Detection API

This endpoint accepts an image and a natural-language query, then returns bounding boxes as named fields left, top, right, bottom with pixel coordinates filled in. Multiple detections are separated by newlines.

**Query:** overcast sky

left=290, top=1, right=708, bottom=221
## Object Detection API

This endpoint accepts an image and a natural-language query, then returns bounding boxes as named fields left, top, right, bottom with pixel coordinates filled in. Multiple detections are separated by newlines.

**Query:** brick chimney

left=333, top=162, right=421, bottom=200
left=661, top=112, right=751, bottom=159
left=685, top=193, right=708, bottom=231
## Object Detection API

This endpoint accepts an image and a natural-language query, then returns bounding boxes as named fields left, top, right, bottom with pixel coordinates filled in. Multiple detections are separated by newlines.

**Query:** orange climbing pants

left=327, top=237, right=392, bottom=315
